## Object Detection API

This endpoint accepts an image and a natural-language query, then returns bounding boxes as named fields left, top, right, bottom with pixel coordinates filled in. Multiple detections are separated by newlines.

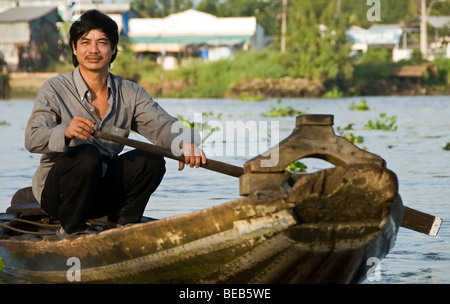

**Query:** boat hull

left=0, top=164, right=402, bottom=283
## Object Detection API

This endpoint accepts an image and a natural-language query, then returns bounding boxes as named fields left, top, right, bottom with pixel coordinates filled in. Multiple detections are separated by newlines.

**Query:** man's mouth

left=86, top=57, right=102, bottom=62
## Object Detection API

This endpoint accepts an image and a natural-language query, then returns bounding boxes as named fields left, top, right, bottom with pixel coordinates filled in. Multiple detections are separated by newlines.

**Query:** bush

left=111, top=40, right=161, bottom=83
left=434, top=58, right=450, bottom=85
left=162, top=50, right=287, bottom=97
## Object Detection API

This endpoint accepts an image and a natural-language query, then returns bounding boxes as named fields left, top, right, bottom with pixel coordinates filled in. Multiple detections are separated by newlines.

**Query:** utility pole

left=336, top=0, right=341, bottom=18
left=281, top=0, right=287, bottom=53
left=420, top=0, right=428, bottom=59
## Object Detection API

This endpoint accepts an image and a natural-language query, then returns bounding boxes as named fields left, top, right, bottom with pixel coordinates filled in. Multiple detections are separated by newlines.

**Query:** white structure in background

left=346, top=24, right=410, bottom=61
left=128, top=9, right=267, bottom=69
left=0, top=6, right=61, bottom=71
left=0, top=0, right=133, bottom=27
left=427, top=16, right=450, bottom=60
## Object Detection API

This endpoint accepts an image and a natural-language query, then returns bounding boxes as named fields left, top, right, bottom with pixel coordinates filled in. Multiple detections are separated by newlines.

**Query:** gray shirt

left=25, top=67, right=199, bottom=203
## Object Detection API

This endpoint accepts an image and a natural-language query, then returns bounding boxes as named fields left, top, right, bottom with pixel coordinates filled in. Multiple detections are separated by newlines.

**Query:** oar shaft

left=92, top=131, right=244, bottom=178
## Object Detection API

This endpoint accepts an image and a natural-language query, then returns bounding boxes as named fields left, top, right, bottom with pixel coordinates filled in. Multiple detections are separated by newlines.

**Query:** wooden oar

left=92, top=131, right=443, bottom=237
left=92, top=131, right=244, bottom=177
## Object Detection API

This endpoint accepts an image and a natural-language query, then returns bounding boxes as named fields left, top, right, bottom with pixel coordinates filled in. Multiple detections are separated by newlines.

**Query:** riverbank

left=5, top=70, right=450, bottom=100
left=7, top=72, right=58, bottom=99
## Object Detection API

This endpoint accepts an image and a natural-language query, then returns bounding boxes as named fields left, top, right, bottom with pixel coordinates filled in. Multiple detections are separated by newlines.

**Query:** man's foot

left=102, top=220, right=135, bottom=231
left=56, top=226, right=95, bottom=240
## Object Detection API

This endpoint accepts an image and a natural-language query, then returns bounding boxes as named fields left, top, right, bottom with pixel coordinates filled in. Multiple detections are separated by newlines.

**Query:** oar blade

left=401, top=206, right=443, bottom=236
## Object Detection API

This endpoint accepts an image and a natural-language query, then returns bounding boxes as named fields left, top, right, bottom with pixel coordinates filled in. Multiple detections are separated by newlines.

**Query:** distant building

left=128, top=9, right=268, bottom=69
left=0, top=6, right=62, bottom=71
left=349, top=15, right=450, bottom=61
left=346, top=24, right=416, bottom=62
left=426, top=16, right=450, bottom=60
left=0, top=1, right=136, bottom=35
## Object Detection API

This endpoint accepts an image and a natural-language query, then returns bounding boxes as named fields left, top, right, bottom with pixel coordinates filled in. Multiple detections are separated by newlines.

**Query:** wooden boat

left=0, top=114, right=404, bottom=283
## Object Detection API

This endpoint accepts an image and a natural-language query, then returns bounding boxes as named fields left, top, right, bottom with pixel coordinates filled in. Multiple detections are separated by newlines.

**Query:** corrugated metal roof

left=0, top=6, right=58, bottom=23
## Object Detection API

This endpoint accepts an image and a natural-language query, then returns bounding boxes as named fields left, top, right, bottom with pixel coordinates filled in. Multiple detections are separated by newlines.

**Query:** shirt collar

left=73, top=66, right=115, bottom=102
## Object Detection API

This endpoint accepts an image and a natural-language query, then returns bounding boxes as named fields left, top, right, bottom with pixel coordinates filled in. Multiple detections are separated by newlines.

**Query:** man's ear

left=72, top=42, right=77, bottom=56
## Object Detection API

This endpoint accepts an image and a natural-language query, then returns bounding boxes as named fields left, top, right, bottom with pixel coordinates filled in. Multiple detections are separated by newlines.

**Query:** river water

left=0, top=95, right=449, bottom=284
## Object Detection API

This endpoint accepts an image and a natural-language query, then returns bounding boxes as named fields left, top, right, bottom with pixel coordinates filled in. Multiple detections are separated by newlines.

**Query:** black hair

left=69, top=9, right=119, bottom=67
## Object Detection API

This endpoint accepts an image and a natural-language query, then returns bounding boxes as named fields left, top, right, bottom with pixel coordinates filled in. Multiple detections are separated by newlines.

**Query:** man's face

left=73, top=29, right=116, bottom=73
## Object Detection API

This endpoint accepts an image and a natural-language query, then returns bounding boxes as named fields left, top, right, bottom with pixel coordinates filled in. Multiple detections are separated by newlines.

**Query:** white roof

left=129, top=9, right=257, bottom=38
left=427, top=16, right=450, bottom=29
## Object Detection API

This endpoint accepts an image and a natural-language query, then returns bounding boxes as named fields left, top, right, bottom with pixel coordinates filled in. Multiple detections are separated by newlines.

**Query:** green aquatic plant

left=364, top=113, right=398, bottom=131
left=285, top=160, right=308, bottom=173
left=336, top=123, right=364, bottom=144
left=0, top=120, right=10, bottom=126
left=176, top=112, right=222, bottom=145
left=0, top=257, right=4, bottom=272
left=443, top=142, right=450, bottom=151
left=262, top=99, right=304, bottom=117
left=350, top=99, right=370, bottom=111
left=237, top=93, right=265, bottom=102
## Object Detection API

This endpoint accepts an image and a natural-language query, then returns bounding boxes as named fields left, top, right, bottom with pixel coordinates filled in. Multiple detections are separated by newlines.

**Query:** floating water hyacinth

left=262, top=99, right=304, bottom=117
left=350, top=99, right=370, bottom=111
left=364, top=113, right=398, bottom=131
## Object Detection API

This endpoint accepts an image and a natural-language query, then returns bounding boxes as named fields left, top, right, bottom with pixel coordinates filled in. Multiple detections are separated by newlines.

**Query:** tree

left=132, top=0, right=193, bottom=17
left=196, top=0, right=219, bottom=15
left=285, top=0, right=352, bottom=82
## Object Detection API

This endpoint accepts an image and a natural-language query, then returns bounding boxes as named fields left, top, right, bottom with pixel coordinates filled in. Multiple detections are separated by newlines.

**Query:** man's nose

left=88, top=42, right=100, bottom=53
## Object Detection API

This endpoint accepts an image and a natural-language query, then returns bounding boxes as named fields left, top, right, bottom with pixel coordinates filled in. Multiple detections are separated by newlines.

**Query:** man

left=25, top=10, right=206, bottom=239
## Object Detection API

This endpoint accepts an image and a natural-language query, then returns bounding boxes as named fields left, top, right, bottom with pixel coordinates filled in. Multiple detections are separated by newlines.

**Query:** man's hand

left=65, top=116, right=96, bottom=140
left=179, top=143, right=207, bottom=171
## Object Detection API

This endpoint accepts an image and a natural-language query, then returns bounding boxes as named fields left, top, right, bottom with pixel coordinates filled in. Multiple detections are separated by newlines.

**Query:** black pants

left=41, top=144, right=166, bottom=234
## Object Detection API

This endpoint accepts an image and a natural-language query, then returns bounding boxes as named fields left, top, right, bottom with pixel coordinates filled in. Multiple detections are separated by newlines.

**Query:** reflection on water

left=1, top=96, right=449, bottom=283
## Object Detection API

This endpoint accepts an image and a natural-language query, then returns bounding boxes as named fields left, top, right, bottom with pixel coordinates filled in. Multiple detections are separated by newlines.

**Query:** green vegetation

left=111, top=39, right=162, bottom=83
left=237, top=92, right=265, bottom=102
left=0, top=120, right=10, bottom=126
left=176, top=111, right=222, bottom=146
left=443, top=142, right=450, bottom=151
left=364, top=113, right=398, bottom=131
left=261, top=99, right=304, bottom=117
left=336, top=123, right=364, bottom=144
left=0, top=257, right=4, bottom=272
left=158, top=50, right=286, bottom=98
left=285, top=160, right=308, bottom=173
left=350, top=99, right=370, bottom=111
